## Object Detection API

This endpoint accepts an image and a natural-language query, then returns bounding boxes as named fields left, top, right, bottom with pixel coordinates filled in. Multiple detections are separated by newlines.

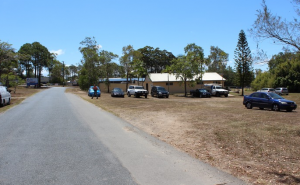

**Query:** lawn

left=59, top=88, right=300, bottom=184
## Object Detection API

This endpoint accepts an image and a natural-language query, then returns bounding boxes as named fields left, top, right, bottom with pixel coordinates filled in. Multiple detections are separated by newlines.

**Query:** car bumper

left=280, top=104, right=297, bottom=110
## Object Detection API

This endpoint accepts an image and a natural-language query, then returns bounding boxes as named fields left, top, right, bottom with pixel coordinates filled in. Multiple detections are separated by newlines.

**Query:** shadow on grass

left=268, top=171, right=300, bottom=184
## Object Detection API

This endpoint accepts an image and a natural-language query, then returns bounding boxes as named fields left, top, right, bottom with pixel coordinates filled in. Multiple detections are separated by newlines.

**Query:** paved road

left=0, top=87, right=247, bottom=185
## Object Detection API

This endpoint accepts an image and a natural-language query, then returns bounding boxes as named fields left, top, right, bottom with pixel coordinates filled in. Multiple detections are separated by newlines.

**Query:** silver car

left=275, top=87, right=289, bottom=95
left=0, top=86, right=11, bottom=107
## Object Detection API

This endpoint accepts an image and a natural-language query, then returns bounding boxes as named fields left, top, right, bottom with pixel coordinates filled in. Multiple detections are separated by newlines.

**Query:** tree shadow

left=268, top=171, right=300, bottom=184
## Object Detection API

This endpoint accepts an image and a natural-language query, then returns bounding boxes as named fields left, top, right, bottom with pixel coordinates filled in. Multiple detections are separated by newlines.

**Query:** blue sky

left=0, top=0, right=296, bottom=75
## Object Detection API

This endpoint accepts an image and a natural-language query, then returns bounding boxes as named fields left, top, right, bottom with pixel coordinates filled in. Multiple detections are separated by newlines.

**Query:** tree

left=167, top=43, right=204, bottom=96
left=0, top=40, right=19, bottom=87
left=120, top=45, right=135, bottom=90
left=138, top=46, right=176, bottom=73
left=78, top=37, right=101, bottom=90
left=207, top=46, right=229, bottom=76
left=234, top=30, right=253, bottom=96
left=99, top=50, right=118, bottom=92
left=18, top=43, right=33, bottom=78
left=250, top=0, right=300, bottom=51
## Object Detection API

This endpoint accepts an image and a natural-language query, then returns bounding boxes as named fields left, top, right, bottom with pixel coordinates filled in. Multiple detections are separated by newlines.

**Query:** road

left=0, top=87, right=247, bottom=185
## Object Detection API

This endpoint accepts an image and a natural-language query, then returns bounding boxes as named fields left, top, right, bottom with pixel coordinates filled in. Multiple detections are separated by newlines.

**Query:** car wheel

left=151, top=93, right=154, bottom=97
left=145, top=95, right=147, bottom=98
left=246, top=102, right=252, bottom=109
left=216, top=92, right=220, bottom=97
left=0, top=100, right=3, bottom=107
left=166, top=95, right=169, bottom=98
left=272, top=104, right=280, bottom=111
left=127, top=92, right=131, bottom=97
left=7, top=99, right=10, bottom=105
left=225, top=94, right=228, bottom=97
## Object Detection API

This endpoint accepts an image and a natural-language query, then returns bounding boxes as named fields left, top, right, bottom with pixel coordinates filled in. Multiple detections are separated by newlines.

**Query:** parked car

left=243, top=92, right=297, bottom=112
left=151, top=86, right=169, bottom=98
left=88, top=86, right=101, bottom=97
left=0, top=86, right=11, bottom=107
left=190, top=89, right=211, bottom=98
left=275, top=87, right=289, bottom=95
left=111, top=88, right=125, bottom=97
left=257, top=88, right=275, bottom=93
left=203, top=84, right=228, bottom=97
left=127, top=85, right=148, bottom=98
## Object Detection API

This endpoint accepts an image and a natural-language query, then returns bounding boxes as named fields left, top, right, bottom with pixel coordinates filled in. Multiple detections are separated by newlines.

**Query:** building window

left=166, top=82, right=173, bottom=85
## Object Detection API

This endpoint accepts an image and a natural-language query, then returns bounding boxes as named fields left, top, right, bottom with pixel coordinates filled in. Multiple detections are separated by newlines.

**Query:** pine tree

left=234, top=30, right=253, bottom=96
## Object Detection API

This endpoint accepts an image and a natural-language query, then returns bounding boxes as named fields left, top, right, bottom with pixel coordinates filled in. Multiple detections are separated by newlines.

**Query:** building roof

left=147, top=72, right=225, bottom=82
left=99, top=78, right=145, bottom=82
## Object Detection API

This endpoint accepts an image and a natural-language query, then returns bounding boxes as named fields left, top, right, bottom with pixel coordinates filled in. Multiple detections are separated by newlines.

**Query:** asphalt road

left=0, top=87, right=247, bottom=185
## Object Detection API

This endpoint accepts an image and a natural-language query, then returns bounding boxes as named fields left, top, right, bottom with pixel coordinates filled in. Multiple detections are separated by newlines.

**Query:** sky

left=0, top=0, right=297, bottom=76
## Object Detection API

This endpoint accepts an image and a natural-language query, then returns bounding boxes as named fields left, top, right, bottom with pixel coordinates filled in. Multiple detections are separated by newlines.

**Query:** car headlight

left=159, top=92, right=162, bottom=94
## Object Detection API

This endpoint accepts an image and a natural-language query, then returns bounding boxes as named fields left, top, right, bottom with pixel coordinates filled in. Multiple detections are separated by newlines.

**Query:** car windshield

left=269, top=93, right=284, bottom=99
left=135, top=86, right=143, bottom=89
left=215, top=86, right=223, bottom=89
left=199, top=89, right=206, bottom=92
left=114, top=88, right=122, bottom=92
left=157, top=87, right=166, bottom=91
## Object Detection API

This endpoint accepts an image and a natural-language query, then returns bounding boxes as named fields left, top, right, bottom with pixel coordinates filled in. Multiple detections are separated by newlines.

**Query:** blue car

left=243, top=92, right=297, bottom=112
left=88, top=86, right=101, bottom=97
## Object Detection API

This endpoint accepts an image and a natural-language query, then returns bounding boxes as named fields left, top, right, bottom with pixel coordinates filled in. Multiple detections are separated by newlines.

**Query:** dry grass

left=71, top=87, right=299, bottom=184
left=0, top=86, right=44, bottom=113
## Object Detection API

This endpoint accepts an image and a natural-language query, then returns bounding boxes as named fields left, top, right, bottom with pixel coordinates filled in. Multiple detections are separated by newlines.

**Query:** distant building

left=144, top=72, right=226, bottom=93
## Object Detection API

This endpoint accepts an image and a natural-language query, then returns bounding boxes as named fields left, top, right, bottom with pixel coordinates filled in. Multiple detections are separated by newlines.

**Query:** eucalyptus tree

left=207, top=46, right=229, bottom=74
left=99, top=50, right=118, bottom=92
left=250, top=0, right=300, bottom=51
left=234, top=30, right=253, bottom=96
left=120, top=45, right=135, bottom=90
left=78, top=37, right=101, bottom=90
left=166, top=43, right=204, bottom=96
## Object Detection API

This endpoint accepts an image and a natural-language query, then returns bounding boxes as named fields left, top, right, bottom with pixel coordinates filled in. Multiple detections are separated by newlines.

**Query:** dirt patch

left=68, top=87, right=300, bottom=185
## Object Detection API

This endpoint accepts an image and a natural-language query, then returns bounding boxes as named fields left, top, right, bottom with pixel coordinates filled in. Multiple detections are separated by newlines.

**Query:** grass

left=0, top=86, right=44, bottom=113
left=66, top=87, right=300, bottom=184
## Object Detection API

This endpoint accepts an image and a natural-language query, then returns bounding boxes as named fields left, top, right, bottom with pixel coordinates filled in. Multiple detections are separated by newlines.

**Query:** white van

left=0, top=86, right=11, bottom=107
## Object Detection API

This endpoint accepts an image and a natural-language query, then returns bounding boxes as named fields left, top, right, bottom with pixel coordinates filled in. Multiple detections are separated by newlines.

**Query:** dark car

left=88, top=86, right=101, bottom=97
left=151, top=86, right=169, bottom=98
left=190, top=89, right=211, bottom=98
left=243, top=92, right=297, bottom=112
left=111, top=88, right=125, bottom=97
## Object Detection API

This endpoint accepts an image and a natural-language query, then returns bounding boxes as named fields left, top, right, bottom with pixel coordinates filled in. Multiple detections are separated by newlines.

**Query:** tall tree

left=99, top=50, right=118, bottom=92
left=207, top=46, right=229, bottom=76
left=234, top=30, right=253, bottom=96
left=78, top=37, right=101, bottom=90
left=120, top=45, right=136, bottom=90
left=250, top=0, right=300, bottom=51
left=18, top=43, right=33, bottom=78
left=0, top=40, right=19, bottom=86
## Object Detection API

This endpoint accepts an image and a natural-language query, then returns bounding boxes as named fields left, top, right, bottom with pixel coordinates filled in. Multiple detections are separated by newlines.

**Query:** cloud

left=50, top=49, right=64, bottom=56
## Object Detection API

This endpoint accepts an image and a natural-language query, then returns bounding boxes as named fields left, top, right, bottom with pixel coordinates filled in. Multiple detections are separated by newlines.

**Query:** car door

left=250, top=93, right=260, bottom=107
left=260, top=93, right=271, bottom=108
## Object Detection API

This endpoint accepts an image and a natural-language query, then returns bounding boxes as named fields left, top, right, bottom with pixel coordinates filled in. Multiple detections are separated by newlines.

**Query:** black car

left=151, top=86, right=169, bottom=98
left=190, top=89, right=211, bottom=98
left=111, top=87, right=125, bottom=97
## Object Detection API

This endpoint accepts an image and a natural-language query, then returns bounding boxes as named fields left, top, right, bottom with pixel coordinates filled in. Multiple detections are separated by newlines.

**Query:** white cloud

left=50, top=49, right=64, bottom=56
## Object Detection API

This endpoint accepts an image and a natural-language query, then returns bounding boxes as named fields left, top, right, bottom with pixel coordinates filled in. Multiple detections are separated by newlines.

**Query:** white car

left=257, top=88, right=275, bottom=93
left=0, top=86, right=11, bottom=107
left=127, top=85, right=148, bottom=98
